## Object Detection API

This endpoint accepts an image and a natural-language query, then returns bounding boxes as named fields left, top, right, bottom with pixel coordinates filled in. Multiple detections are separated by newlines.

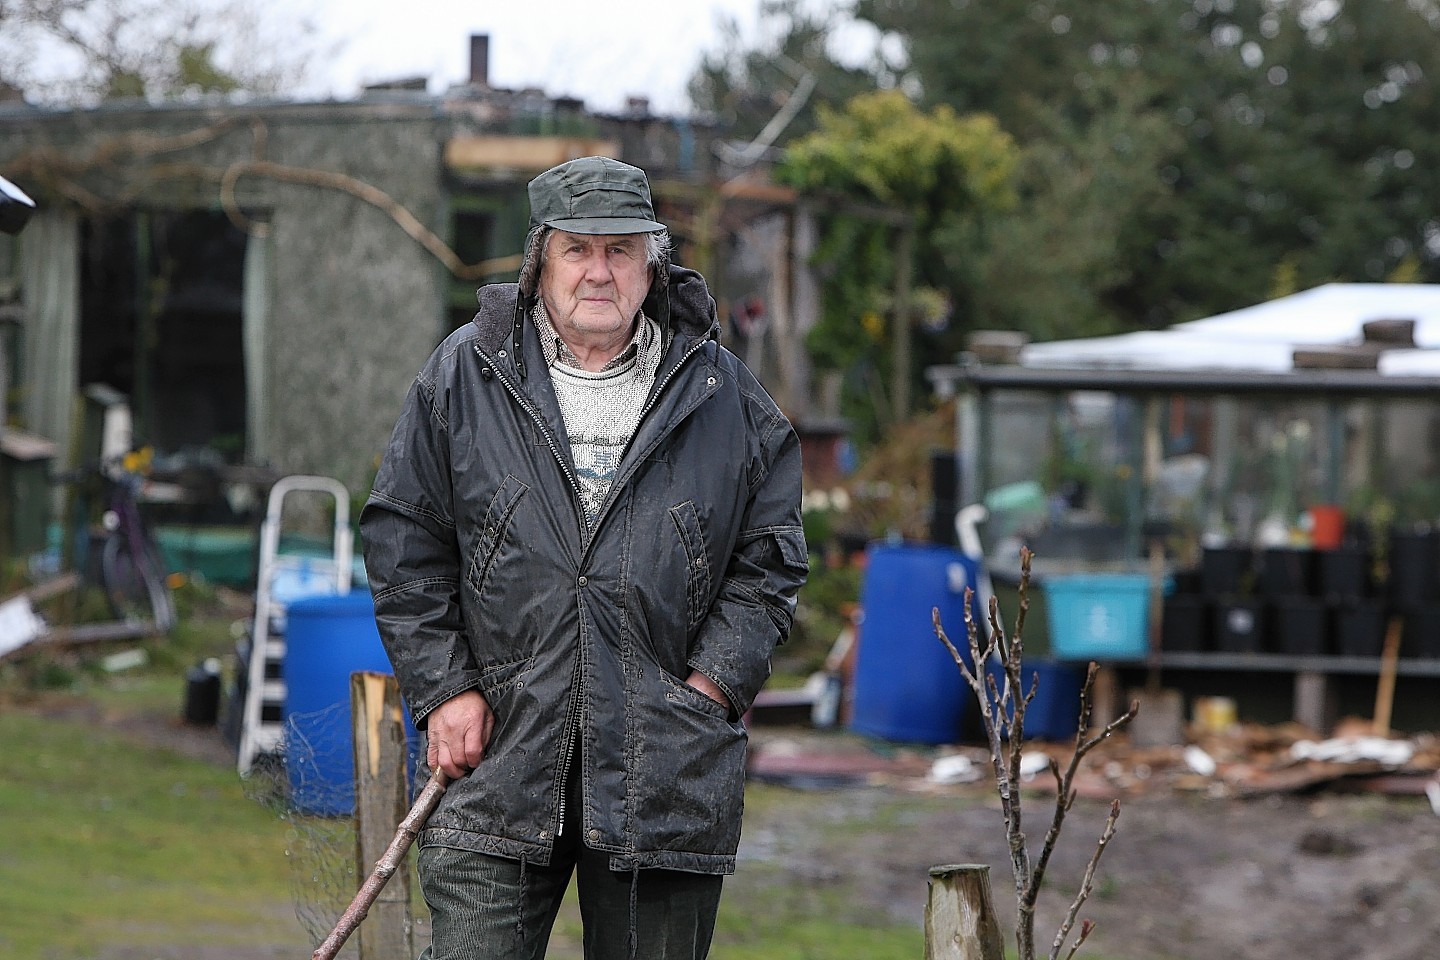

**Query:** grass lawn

left=0, top=709, right=308, bottom=958
left=0, top=589, right=925, bottom=959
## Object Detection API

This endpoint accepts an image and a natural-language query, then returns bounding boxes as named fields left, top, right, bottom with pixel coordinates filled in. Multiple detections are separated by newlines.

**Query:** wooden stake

left=1373, top=617, right=1403, bottom=737
left=350, top=672, right=412, bottom=960
left=925, top=864, right=1005, bottom=960
left=312, top=673, right=447, bottom=960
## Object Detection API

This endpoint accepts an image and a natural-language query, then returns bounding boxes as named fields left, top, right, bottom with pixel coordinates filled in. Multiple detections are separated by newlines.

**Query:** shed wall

left=0, top=102, right=453, bottom=494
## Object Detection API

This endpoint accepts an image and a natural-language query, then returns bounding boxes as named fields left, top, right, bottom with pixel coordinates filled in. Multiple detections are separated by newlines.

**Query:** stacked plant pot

left=1320, top=540, right=1381, bottom=658
left=1164, top=530, right=1440, bottom=661
left=1265, top=546, right=1327, bottom=655
left=1205, top=545, right=1267, bottom=654
left=1160, top=567, right=1209, bottom=652
left=1389, top=527, right=1440, bottom=659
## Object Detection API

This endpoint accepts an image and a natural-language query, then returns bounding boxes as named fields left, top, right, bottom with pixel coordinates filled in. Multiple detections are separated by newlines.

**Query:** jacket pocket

left=661, top=669, right=728, bottom=718
left=633, top=669, right=748, bottom=855
left=669, top=500, right=712, bottom=628
left=464, top=475, right=529, bottom=601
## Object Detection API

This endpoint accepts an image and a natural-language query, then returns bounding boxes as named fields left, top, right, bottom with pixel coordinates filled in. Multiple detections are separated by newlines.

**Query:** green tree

left=972, top=72, right=1181, bottom=340
left=775, top=89, right=1019, bottom=445
left=856, top=0, right=1440, bottom=332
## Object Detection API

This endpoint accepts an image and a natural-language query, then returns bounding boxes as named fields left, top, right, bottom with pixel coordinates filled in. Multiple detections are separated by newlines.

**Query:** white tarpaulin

left=1020, top=283, right=1440, bottom=374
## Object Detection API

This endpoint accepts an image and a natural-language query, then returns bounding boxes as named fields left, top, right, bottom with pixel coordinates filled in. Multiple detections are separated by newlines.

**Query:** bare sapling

left=933, top=547, right=1139, bottom=960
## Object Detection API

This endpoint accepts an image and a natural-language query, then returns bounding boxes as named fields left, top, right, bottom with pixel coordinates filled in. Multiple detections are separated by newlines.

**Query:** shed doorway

left=78, top=209, right=248, bottom=462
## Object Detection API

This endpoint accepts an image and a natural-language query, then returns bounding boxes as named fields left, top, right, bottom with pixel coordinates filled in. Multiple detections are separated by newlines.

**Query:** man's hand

left=425, top=689, right=494, bottom=779
left=685, top=670, right=732, bottom=716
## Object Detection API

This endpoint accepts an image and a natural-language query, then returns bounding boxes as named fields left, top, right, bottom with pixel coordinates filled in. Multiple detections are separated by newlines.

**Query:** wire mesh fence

left=241, top=702, right=425, bottom=946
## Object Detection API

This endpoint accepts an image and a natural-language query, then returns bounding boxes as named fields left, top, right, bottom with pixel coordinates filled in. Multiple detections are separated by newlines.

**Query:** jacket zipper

left=480, top=345, right=587, bottom=840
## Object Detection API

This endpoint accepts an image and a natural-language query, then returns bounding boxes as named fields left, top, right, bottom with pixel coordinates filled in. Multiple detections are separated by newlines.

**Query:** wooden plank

left=350, top=671, right=413, bottom=960
left=1, top=571, right=83, bottom=608
left=36, top=618, right=156, bottom=646
left=925, top=863, right=1005, bottom=960
left=444, top=136, right=620, bottom=172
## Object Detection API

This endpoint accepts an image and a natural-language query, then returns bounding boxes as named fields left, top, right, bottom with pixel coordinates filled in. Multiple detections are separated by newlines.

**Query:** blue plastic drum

left=284, top=591, right=412, bottom=816
left=849, top=542, right=983, bottom=745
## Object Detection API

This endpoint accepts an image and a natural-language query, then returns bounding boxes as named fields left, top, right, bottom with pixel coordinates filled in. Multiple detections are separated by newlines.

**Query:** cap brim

left=544, top=216, right=666, bottom=235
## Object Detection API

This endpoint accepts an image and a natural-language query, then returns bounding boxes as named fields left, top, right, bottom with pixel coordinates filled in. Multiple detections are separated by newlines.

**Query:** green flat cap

left=528, top=156, right=666, bottom=235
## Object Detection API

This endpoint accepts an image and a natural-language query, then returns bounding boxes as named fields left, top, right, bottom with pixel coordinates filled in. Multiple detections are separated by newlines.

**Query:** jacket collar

left=472, top=264, right=720, bottom=363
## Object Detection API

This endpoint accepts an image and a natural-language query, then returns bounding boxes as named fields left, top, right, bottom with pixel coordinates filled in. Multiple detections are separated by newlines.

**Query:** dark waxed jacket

left=359, top=265, right=808, bottom=874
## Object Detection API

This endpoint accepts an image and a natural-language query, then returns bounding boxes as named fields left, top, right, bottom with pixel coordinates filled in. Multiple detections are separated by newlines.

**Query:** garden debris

left=0, top=593, right=46, bottom=658
left=100, top=648, right=149, bottom=672
left=1182, top=744, right=1218, bottom=776
left=1291, top=735, right=1414, bottom=766
left=928, top=753, right=982, bottom=785
left=747, top=718, right=1440, bottom=802
left=747, top=731, right=936, bottom=789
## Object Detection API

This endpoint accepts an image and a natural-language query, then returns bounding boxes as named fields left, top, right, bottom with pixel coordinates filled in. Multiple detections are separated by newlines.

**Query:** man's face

left=539, top=230, right=652, bottom=349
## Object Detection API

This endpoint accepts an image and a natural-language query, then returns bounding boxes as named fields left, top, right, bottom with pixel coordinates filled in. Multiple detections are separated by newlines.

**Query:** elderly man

left=360, top=156, right=808, bottom=960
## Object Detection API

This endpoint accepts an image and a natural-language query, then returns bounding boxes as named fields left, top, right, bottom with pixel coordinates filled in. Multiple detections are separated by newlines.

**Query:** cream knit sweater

left=533, top=303, right=663, bottom=525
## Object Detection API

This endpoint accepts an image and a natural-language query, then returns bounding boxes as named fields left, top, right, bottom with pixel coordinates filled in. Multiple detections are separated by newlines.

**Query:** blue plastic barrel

left=849, top=542, right=983, bottom=745
left=284, top=591, right=411, bottom=816
left=985, top=658, right=1083, bottom=742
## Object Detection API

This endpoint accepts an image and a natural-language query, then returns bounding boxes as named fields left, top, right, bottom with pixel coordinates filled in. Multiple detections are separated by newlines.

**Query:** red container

left=1308, top=505, right=1345, bottom=550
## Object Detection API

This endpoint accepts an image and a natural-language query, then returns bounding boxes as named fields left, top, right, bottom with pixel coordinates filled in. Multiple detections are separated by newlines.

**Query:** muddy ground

left=51, top=695, right=1440, bottom=960
left=742, top=726, right=1440, bottom=960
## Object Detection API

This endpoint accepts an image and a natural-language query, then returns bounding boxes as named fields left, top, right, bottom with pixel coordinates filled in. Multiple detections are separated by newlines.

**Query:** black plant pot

left=1387, top=528, right=1439, bottom=612
left=1214, top=597, right=1267, bottom=654
left=1332, top=599, right=1388, bottom=658
left=1162, top=594, right=1209, bottom=653
left=1259, top=547, right=1317, bottom=598
left=1317, top=546, right=1372, bottom=601
left=1274, top=597, right=1330, bottom=656
left=1403, top=605, right=1440, bottom=659
left=1171, top=568, right=1203, bottom=595
left=1202, top=546, right=1254, bottom=598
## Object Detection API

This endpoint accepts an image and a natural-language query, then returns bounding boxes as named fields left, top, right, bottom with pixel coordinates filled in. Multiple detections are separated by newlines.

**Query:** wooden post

left=890, top=223, right=915, bottom=424
left=925, top=863, right=1005, bottom=960
left=1293, top=670, right=1335, bottom=735
left=351, top=671, right=413, bottom=960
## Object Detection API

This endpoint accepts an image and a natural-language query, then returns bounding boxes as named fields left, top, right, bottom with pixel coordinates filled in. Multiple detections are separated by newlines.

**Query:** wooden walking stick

left=311, top=769, right=451, bottom=960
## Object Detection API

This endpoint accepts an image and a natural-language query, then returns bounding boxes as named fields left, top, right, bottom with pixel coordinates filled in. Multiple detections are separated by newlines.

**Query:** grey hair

left=517, top=225, right=671, bottom=298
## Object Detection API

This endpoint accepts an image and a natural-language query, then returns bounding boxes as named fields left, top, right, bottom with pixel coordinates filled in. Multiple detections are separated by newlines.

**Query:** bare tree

left=0, top=0, right=333, bottom=105
left=934, top=547, right=1138, bottom=960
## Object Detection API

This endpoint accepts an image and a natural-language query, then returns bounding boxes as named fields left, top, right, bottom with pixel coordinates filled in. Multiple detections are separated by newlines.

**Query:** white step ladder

left=237, top=475, right=353, bottom=776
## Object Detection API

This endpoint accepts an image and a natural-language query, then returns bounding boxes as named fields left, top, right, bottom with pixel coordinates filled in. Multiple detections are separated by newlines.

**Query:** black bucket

left=183, top=659, right=222, bottom=727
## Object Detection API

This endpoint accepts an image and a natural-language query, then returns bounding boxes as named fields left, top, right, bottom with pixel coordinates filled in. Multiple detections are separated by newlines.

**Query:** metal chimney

left=469, top=34, right=490, bottom=87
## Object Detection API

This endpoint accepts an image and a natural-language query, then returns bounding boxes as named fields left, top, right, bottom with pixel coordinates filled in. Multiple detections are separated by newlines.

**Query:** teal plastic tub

left=1044, top=573, right=1154, bottom=661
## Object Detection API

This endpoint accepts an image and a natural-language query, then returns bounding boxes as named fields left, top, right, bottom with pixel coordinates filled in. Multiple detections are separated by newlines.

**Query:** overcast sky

left=304, top=0, right=868, bottom=114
